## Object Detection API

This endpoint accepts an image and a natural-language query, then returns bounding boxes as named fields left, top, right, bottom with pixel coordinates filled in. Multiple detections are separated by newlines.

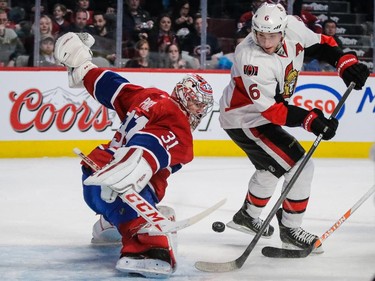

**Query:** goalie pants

left=81, top=166, right=159, bottom=228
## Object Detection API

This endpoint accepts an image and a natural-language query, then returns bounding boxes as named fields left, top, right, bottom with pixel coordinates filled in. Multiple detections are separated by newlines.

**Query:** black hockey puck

left=212, top=221, right=225, bottom=233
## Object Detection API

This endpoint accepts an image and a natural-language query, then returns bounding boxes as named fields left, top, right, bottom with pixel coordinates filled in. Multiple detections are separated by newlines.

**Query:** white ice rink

left=0, top=156, right=374, bottom=281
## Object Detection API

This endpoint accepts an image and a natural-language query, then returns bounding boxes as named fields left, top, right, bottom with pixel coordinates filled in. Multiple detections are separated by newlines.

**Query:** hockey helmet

left=252, top=3, right=287, bottom=35
left=171, top=74, right=214, bottom=130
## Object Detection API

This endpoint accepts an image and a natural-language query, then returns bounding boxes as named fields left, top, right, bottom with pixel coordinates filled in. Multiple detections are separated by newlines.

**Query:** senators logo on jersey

left=243, top=65, right=259, bottom=76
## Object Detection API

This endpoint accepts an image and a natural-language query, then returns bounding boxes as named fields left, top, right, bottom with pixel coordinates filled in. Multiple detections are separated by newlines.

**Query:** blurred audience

left=123, top=0, right=153, bottom=43
left=65, top=7, right=94, bottom=34
left=51, top=3, right=71, bottom=36
left=148, top=13, right=179, bottom=66
left=0, top=8, right=25, bottom=66
left=181, top=13, right=222, bottom=65
left=171, top=0, right=194, bottom=42
left=125, top=38, right=157, bottom=68
left=28, top=34, right=57, bottom=66
left=162, top=42, right=197, bottom=69
left=322, top=19, right=343, bottom=49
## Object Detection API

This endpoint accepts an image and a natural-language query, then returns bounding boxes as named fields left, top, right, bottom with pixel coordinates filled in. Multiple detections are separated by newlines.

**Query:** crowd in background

left=0, top=0, right=373, bottom=70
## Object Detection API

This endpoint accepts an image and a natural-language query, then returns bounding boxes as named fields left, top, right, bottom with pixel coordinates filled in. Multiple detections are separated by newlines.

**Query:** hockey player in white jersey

left=220, top=3, right=369, bottom=252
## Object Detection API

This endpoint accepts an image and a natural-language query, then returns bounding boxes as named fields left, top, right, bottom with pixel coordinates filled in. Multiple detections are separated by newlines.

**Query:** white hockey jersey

left=219, top=15, right=335, bottom=129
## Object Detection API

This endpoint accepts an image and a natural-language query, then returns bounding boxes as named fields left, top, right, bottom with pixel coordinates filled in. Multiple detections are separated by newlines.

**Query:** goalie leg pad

left=91, top=215, right=121, bottom=245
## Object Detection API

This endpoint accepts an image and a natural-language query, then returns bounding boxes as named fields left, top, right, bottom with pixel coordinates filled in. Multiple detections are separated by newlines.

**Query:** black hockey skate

left=276, top=208, right=324, bottom=254
left=226, top=204, right=274, bottom=238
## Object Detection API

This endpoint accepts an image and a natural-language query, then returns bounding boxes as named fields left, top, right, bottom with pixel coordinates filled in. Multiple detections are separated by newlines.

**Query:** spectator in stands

left=27, top=34, right=57, bottom=66
left=125, top=38, right=157, bottom=68
left=148, top=13, right=179, bottom=66
left=0, top=8, right=25, bottom=66
left=181, top=13, right=222, bottom=66
left=322, top=19, right=343, bottom=49
left=21, top=14, right=54, bottom=66
left=123, top=0, right=153, bottom=43
left=163, top=42, right=197, bottom=69
left=93, top=11, right=115, bottom=39
left=171, top=0, right=194, bottom=39
left=91, top=11, right=116, bottom=65
left=75, top=0, right=94, bottom=26
left=9, top=0, right=48, bottom=21
left=65, top=8, right=95, bottom=34
left=0, top=0, right=9, bottom=13
left=51, top=3, right=71, bottom=36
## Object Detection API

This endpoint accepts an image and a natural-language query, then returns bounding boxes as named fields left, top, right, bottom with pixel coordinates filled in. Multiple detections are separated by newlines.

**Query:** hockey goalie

left=54, top=32, right=214, bottom=278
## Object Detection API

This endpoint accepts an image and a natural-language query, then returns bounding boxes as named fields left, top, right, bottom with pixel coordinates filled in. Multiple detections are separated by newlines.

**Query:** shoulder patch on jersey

left=243, top=65, right=259, bottom=76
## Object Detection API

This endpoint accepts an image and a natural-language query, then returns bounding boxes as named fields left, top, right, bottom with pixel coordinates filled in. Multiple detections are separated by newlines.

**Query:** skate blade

left=116, top=257, right=172, bottom=279
left=226, top=221, right=272, bottom=239
left=282, top=242, right=324, bottom=254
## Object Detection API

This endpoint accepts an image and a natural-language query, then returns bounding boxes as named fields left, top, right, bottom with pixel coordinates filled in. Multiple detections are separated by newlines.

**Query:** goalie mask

left=171, top=74, right=214, bottom=130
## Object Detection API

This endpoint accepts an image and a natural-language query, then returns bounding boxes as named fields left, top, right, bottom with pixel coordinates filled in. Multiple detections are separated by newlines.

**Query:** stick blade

left=194, top=260, right=239, bottom=272
left=261, top=246, right=312, bottom=258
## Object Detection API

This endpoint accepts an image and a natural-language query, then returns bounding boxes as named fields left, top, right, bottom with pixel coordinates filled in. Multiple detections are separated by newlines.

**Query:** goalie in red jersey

left=54, top=32, right=214, bottom=278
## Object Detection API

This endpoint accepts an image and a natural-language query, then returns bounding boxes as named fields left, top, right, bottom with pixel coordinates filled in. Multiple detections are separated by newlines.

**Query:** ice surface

left=0, top=157, right=374, bottom=281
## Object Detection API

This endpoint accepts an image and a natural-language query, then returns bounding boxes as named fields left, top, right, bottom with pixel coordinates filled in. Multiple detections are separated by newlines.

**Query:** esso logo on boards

left=291, top=84, right=345, bottom=119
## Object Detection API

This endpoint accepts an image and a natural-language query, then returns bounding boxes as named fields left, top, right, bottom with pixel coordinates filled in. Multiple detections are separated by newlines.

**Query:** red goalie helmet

left=171, top=74, right=214, bottom=130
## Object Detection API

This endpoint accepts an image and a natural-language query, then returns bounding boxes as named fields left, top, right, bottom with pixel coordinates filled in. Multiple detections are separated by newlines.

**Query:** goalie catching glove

left=84, top=147, right=153, bottom=203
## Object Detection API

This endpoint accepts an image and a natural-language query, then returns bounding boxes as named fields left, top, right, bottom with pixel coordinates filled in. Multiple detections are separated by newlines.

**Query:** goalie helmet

left=171, top=74, right=214, bottom=130
left=252, top=3, right=287, bottom=35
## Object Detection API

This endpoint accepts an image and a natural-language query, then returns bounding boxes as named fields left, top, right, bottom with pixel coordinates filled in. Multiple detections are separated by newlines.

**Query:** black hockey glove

left=302, top=109, right=339, bottom=140
left=336, top=52, right=370, bottom=90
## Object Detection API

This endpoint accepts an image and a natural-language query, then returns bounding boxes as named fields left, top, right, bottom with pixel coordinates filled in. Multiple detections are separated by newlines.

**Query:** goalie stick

left=73, top=147, right=226, bottom=233
left=195, top=82, right=356, bottom=272
left=262, top=184, right=375, bottom=258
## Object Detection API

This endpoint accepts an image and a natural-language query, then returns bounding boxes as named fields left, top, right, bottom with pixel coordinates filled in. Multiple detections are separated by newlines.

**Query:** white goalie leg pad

left=91, top=215, right=121, bottom=245
left=84, top=147, right=153, bottom=194
left=156, top=205, right=178, bottom=252
left=54, top=32, right=93, bottom=67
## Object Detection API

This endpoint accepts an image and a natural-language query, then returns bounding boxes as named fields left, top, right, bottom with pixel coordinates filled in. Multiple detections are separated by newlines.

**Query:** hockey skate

left=116, top=247, right=174, bottom=278
left=226, top=203, right=274, bottom=238
left=276, top=208, right=324, bottom=254
left=116, top=227, right=177, bottom=278
left=91, top=215, right=121, bottom=245
left=115, top=206, right=177, bottom=278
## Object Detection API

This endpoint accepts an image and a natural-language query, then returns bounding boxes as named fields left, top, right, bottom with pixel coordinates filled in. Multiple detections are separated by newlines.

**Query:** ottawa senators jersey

left=83, top=68, right=193, bottom=200
left=219, top=15, right=337, bottom=129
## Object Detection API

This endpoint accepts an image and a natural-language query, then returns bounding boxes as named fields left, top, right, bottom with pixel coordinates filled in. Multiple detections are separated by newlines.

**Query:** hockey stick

left=73, top=148, right=226, bottom=233
left=262, top=184, right=375, bottom=258
left=195, top=82, right=356, bottom=272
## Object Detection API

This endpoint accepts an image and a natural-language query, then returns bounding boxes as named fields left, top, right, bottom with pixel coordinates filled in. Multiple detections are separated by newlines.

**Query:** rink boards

left=0, top=68, right=374, bottom=158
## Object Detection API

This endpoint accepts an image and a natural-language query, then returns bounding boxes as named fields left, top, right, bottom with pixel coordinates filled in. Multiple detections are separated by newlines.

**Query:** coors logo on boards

left=9, top=87, right=117, bottom=133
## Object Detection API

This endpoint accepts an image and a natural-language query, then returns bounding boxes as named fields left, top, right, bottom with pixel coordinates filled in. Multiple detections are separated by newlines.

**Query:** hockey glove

left=302, top=109, right=338, bottom=140
left=336, top=52, right=370, bottom=90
